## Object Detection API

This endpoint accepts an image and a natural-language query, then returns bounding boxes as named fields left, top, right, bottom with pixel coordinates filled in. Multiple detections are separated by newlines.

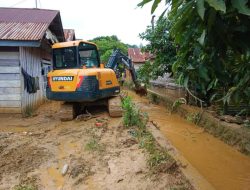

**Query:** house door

left=41, top=59, right=52, bottom=98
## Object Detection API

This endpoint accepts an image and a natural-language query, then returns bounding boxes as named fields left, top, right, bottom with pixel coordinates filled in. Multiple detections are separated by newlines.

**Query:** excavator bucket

left=134, top=85, right=147, bottom=96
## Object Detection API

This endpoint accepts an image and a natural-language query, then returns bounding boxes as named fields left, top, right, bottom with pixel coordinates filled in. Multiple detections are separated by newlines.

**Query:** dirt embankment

left=0, top=101, right=193, bottom=190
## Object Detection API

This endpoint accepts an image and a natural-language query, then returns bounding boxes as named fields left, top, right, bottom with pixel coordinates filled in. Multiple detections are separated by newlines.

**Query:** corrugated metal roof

left=0, top=22, right=49, bottom=40
left=128, top=48, right=145, bottom=63
left=0, top=8, right=59, bottom=23
left=0, top=8, right=61, bottom=41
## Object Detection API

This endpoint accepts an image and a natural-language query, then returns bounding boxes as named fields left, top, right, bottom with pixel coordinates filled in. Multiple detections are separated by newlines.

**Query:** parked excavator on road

left=46, top=40, right=145, bottom=120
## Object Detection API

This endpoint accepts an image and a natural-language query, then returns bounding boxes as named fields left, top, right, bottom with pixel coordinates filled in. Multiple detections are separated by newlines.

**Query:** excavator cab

left=46, top=40, right=120, bottom=105
left=52, top=41, right=100, bottom=69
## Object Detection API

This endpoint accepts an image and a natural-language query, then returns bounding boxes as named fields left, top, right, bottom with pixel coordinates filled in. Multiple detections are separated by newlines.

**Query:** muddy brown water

left=129, top=91, right=250, bottom=190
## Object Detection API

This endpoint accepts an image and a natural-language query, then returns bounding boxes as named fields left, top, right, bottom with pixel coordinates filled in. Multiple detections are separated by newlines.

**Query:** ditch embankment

left=127, top=88, right=250, bottom=190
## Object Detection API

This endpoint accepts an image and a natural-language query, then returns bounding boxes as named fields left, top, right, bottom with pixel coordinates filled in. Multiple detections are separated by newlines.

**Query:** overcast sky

left=0, top=0, right=166, bottom=45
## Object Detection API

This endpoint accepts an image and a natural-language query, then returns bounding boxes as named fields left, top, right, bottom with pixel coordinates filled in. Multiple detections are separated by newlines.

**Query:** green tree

left=138, top=0, right=250, bottom=108
left=138, top=16, right=176, bottom=82
left=90, top=35, right=128, bottom=63
left=137, top=61, right=152, bottom=84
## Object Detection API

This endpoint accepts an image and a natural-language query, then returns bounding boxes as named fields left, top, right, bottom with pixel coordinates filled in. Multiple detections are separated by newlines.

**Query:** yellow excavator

left=46, top=40, right=144, bottom=119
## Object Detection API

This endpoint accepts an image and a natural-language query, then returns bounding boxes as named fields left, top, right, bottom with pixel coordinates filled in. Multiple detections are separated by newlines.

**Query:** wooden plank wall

left=0, top=51, right=21, bottom=113
left=20, top=47, right=45, bottom=114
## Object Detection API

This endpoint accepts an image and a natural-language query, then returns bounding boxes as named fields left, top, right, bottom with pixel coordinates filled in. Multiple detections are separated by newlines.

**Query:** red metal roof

left=0, top=8, right=61, bottom=41
left=128, top=48, right=145, bottom=63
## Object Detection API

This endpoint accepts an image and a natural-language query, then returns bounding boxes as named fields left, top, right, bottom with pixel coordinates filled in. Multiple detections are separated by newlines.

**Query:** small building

left=128, top=48, right=154, bottom=71
left=128, top=48, right=145, bottom=71
left=126, top=48, right=154, bottom=81
left=0, top=8, right=65, bottom=115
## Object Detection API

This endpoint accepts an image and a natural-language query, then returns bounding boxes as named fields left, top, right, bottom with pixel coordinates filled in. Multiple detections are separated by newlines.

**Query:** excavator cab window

left=53, top=47, right=77, bottom=69
left=78, top=42, right=100, bottom=68
left=52, top=42, right=100, bottom=70
left=79, top=50, right=98, bottom=68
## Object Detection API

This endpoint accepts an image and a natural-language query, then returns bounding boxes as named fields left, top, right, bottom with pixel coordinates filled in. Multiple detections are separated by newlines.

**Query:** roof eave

left=0, top=40, right=41, bottom=47
left=49, top=12, right=65, bottom=42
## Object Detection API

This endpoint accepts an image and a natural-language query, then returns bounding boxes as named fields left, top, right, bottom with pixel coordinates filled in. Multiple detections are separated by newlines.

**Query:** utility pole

left=35, top=0, right=37, bottom=8
left=151, top=15, right=155, bottom=31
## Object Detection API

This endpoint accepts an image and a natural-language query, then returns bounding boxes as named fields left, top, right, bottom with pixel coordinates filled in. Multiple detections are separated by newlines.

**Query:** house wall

left=0, top=47, right=21, bottom=113
left=20, top=47, right=45, bottom=114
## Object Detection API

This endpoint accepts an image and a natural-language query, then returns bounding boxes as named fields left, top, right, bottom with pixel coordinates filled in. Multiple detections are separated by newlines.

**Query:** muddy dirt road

left=0, top=100, right=192, bottom=190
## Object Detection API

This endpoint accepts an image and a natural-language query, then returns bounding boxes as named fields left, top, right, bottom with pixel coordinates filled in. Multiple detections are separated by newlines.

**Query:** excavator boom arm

left=106, top=49, right=138, bottom=87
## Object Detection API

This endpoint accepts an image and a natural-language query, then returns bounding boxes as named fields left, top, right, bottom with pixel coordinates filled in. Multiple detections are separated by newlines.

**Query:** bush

left=122, top=96, right=145, bottom=128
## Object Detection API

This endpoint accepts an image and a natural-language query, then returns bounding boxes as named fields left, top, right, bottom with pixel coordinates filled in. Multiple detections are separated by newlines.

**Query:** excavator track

left=108, top=96, right=123, bottom=117
left=59, top=102, right=81, bottom=121
left=59, top=99, right=123, bottom=121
